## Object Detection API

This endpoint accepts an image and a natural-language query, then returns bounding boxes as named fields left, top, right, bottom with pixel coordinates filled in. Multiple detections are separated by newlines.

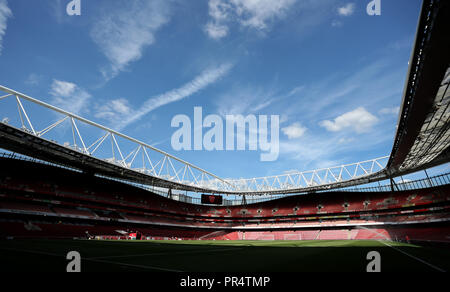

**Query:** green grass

left=0, top=239, right=448, bottom=272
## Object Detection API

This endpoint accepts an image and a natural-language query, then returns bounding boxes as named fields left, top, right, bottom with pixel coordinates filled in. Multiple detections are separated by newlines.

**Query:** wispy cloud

left=337, top=3, right=355, bottom=16
left=97, top=63, right=233, bottom=130
left=319, top=107, right=378, bottom=133
left=338, top=137, right=354, bottom=144
left=90, top=0, right=171, bottom=81
left=204, top=0, right=231, bottom=40
left=281, top=122, right=307, bottom=139
left=379, top=106, right=400, bottom=116
left=231, top=0, right=297, bottom=30
left=48, top=0, right=67, bottom=24
left=204, top=0, right=297, bottom=39
left=25, top=73, right=43, bottom=86
left=50, top=80, right=91, bottom=115
left=282, top=59, right=403, bottom=122
left=278, top=120, right=392, bottom=170
left=95, top=98, right=133, bottom=123
left=279, top=135, right=348, bottom=169
left=204, top=22, right=229, bottom=40
left=331, top=20, right=343, bottom=27
left=287, top=85, right=305, bottom=97
left=270, top=56, right=404, bottom=169
left=0, top=0, right=12, bottom=56
left=216, top=84, right=279, bottom=117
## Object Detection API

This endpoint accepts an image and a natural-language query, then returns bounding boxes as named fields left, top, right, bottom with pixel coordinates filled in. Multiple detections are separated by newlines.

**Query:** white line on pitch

left=379, top=241, right=446, bottom=272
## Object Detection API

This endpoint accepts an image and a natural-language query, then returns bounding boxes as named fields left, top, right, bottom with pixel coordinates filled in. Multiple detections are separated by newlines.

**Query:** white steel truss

left=0, top=85, right=389, bottom=194
left=223, top=157, right=389, bottom=192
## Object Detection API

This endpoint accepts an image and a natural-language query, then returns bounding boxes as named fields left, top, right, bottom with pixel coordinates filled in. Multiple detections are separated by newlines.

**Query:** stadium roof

left=386, top=0, right=450, bottom=176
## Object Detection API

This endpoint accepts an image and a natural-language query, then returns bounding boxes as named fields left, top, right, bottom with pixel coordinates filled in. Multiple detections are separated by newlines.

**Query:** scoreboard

left=201, top=194, right=223, bottom=205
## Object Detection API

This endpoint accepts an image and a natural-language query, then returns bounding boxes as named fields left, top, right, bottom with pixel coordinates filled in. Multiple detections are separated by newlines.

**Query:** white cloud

left=273, top=58, right=404, bottom=167
left=282, top=122, right=307, bottom=139
left=215, top=84, right=279, bottom=117
left=25, top=73, right=42, bottom=86
left=50, top=80, right=91, bottom=115
left=279, top=137, right=345, bottom=168
left=231, top=0, right=297, bottom=29
left=0, top=0, right=12, bottom=56
left=90, top=0, right=171, bottom=81
left=337, top=3, right=355, bottom=16
left=204, top=22, right=229, bottom=40
left=48, top=0, right=66, bottom=24
left=51, top=80, right=76, bottom=97
left=207, top=0, right=232, bottom=25
left=319, top=107, right=378, bottom=133
left=287, top=85, right=305, bottom=97
left=379, top=106, right=400, bottom=115
left=283, top=60, right=404, bottom=122
left=204, top=0, right=297, bottom=39
left=107, top=99, right=132, bottom=115
left=95, top=98, right=133, bottom=122
left=110, top=63, right=233, bottom=130
left=278, top=119, right=393, bottom=169
left=338, top=137, right=354, bottom=144
left=331, top=20, right=342, bottom=27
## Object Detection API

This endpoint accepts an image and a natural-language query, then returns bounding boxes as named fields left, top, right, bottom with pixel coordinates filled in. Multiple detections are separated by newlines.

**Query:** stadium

left=0, top=0, right=449, bottom=275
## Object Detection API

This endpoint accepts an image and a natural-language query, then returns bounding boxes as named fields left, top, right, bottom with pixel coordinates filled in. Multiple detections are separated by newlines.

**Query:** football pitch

left=0, top=239, right=448, bottom=272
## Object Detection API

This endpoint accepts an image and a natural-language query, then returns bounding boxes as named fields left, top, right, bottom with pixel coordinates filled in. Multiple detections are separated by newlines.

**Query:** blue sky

left=1, top=0, right=437, bottom=181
